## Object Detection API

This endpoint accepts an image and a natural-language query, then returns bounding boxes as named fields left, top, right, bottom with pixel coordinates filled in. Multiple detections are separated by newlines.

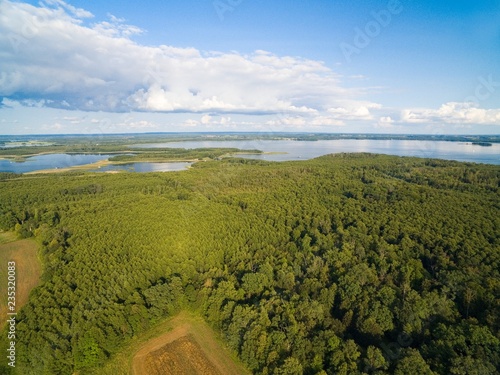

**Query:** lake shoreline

left=23, top=159, right=197, bottom=175
left=1, top=138, right=499, bottom=174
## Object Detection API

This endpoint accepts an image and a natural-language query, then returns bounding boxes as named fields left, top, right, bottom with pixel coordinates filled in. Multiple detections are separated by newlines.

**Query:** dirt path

left=131, top=312, right=250, bottom=375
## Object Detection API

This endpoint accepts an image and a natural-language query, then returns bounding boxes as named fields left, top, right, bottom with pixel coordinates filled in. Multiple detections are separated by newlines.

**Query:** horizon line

left=1, top=132, right=499, bottom=137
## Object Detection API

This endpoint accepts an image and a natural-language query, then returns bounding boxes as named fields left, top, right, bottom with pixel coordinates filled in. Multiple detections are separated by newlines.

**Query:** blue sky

left=0, top=0, right=499, bottom=134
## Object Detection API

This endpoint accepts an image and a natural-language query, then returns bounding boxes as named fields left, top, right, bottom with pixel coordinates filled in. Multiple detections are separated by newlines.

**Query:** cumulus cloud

left=310, top=116, right=345, bottom=127
left=181, top=119, right=199, bottom=128
left=0, top=0, right=377, bottom=117
left=200, top=114, right=231, bottom=125
left=267, top=114, right=345, bottom=129
left=43, top=0, right=94, bottom=19
left=401, top=102, right=500, bottom=125
left=92, top=14, right=144, bottom=38
left=2, top=0, right=498, bottom=134
left=327, top=102, right=382, bottom=120
left=376, top=116, right=394, bottom=129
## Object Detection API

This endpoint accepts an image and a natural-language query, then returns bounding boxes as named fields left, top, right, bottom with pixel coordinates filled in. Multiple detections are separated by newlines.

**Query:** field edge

left=79, top=310, right=251, bottom=375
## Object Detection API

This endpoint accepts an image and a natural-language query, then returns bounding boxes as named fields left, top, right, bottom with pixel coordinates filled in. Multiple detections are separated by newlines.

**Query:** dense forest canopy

left=0, top=153, right=499, bottom=374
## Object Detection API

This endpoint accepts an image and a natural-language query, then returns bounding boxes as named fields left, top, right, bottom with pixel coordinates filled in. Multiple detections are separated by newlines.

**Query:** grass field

left=0, top=232, right=18, bottom=245
left=83, top=311, right=250, bottom=375
left=0, top=237, right=42, bottom=330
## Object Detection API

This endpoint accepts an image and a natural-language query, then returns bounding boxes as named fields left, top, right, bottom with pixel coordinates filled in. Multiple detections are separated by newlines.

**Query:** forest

left=0, top=153, right=499, bottom=374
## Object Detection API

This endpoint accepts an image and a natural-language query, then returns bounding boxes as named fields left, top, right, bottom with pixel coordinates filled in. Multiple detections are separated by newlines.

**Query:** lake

left=0, top=153, right=192, bottom=173
left=0, top=139, right=498, bottom=173
left=135, top=139, right=500, bottom=165
left=93, top=162, right=192, bottom=173
left=0, top=154, right=114, bottom=173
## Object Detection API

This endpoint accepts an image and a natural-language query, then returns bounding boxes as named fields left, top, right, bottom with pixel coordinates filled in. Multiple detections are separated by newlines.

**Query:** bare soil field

left=144, top=334, right=222, bottom=375
left=132, top=312, right=250, bottom=375
left=0, top=237, right=41, bottom=329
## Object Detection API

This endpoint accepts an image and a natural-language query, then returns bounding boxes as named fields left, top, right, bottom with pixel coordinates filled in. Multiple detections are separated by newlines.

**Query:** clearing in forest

left=0, top=236, right=42, bottom=329
left=0, top=232, right=17, bottom=245
left=132, top=311, right=250, bottom=375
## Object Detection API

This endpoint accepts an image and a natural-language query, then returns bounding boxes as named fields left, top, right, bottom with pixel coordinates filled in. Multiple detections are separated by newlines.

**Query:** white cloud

left=42, top=122, right=64, bottom=131
left=379, top=116, right=394, bottom=124
left=327, top=102, right=382, bottom=120
left=376, top=116, right=394, bottom=129
left=265, top=114, right=345, bottom=130
left=42, top=0, right=94, bottom=19
left=200, top=114, right=232, bottom=125
left=0, top=0, right=375, bottom=117
left=182, top=119, right=199, bottom=128
left=2, top=1, right=498, bottom=135
left=122, top=120, right=158, bottom=130
left=62, top=116, right=82, bottom=124
left=92, top=14, right=144, bottom=38
left=401, top=102, right=500, bottom=125
left=200, top=115, right=212, bottom=125
left=1, top=98, right=24, bottom=108
left=274, top=116, right=307, bottom=127
left=310, top=116, right=345, bottom=127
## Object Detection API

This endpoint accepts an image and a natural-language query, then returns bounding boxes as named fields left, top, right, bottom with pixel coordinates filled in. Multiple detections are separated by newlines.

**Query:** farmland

left=0, top=236, right=41, bottom=330
left=132, top=312, right=250, bottom=375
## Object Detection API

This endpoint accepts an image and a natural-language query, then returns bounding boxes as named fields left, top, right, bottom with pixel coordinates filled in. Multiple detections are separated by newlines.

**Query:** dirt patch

left=145, top=334, right=222, bottom=375
left=132, top=312, right=250, bottom=375
left=0, top=238, right=42, bottom=329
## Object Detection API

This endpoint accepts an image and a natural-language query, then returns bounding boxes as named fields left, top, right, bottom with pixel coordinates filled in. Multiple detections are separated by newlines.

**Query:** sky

left=0, top=0, right=499, bottom=135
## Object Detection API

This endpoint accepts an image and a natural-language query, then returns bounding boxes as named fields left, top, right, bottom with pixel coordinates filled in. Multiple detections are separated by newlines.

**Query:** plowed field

left=132, top=312, right=250, bottom=375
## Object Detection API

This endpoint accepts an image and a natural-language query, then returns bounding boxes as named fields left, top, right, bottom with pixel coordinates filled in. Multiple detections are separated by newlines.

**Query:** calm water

left=135, top=139, right=500, bottom=165
left=1, top=140, right=498, bottom=173
left=0, top=154, right=114, bottom=173
left=93, top=162, right=191, bottom=173
left=0, top=153, right=192, bottom=173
